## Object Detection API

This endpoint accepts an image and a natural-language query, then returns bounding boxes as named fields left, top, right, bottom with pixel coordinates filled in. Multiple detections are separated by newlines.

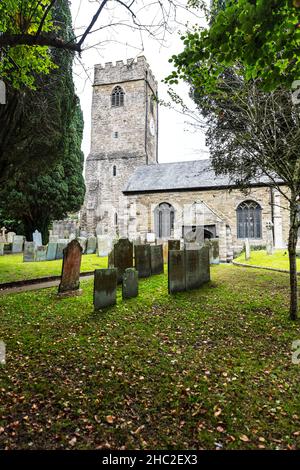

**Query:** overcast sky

left=70, top=1, right=209, bottom=163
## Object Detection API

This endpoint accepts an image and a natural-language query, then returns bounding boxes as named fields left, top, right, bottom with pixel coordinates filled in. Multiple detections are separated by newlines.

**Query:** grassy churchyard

left=235, top=249, right=300, bottom=271
left=1, top=257, right=300, bottom=450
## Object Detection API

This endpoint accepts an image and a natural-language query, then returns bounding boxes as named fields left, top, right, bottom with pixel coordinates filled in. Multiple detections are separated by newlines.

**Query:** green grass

left=1, top=265, right=300, bottom=450
left=235, top=249, right=300, bottom=271
left=0, top=254, right=108, bottom=284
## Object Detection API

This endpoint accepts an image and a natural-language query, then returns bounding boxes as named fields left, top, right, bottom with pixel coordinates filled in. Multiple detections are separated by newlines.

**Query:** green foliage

left=167, top=0, right=300, bottom=91
left=0, top=0, right=56, bottom=88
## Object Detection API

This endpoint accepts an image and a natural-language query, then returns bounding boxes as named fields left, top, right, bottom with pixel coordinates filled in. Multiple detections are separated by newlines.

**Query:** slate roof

left=123, top=159, right=271, bottom=194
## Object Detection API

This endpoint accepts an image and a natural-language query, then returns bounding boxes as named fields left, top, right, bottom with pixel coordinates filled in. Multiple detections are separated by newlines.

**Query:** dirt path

left=0, top=274, right=94, bottom=295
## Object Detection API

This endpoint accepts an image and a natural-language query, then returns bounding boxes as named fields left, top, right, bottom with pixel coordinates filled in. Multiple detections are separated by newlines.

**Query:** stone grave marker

left=185, top=249, right=202, bottom=290
left=94, top=268, right=117, bottom=310
left=135, top=244, right=151, bottom=278
left=168, top=250, right=186, bottom=294
left=266, top=221, right=274, bottom=255
left=210, top=239, right=220, bottom=264
left=199, top=246, right=210, bottom=284
left=23, top=241, right=36, bottom=262
left=245, top=238, right=251, bottom=260
left=49, top=235, right=59, bottom=243
left=12, top=235, right=24, bottom=253
left=35, top=245, right=47, bottom=262
left=122, top=268, right=138, bottom=299
left=162, top=241, right=168, bottom=264
left=150, top=245, right=164, bottom=275
left=168, top=239, right=180, bottom=251
left=56, top=239, right=68, bottom=260
left=110, top=238, right=133, bottom=282
left=97, top=235, right=112, bottom=257
left=7, top=232, right=16, bottom=243
left=185, top=242, right=201, bottom=251
left=86, top=236, right=97, bottom=254
left=0, top=243, right=4, bottom=256
left=46, top=242, right=58, bottom=261
left=77, top=237, right=87, bottom=254
left=32, top=230, right=42, bottom=247
left=58, top=240, right=82, bottom=296
left=0, top=227, right=6, bottom=243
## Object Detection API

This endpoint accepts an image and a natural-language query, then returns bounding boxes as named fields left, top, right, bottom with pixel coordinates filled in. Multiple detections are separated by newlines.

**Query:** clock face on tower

left=149, top=117, right=155, bottom=137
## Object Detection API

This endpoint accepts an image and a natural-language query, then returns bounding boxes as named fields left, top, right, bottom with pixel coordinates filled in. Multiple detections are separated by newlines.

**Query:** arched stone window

left=154, top=203, right=175, bottom=238
left=111, top=86, right=124, bottom=107
left=237, top=200, right=262, bottom=239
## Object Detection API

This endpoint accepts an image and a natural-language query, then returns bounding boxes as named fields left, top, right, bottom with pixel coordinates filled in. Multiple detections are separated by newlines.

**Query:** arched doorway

left=154, top=203, right=175, bottom=238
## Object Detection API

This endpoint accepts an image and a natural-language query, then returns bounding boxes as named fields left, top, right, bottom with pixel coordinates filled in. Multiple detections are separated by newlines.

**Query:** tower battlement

left=94, top=56, right=157, bottom=93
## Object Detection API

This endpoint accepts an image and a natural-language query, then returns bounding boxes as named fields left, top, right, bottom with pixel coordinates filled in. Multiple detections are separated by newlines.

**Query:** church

left=80, top=56, right=289, bottom=262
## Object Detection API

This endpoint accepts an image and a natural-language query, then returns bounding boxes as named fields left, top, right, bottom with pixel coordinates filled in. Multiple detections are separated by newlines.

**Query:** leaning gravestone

left=94, top=268, right=117, bottom=310
left=86, top=236, right=97, bottom=254
left=58, top=240, right=82, bottom=296
left=135, top=244, right=151, bottom=278
left=56, top=239, right=68, bottom=260
left=168, top=250, right=186, bottom=294
left=32, top=230, right=42, bottom=247
left=150, top=245, right=164, bottom=275
left=36, top=245, right=47, bottom=262
left=168, top=239, right=180, bottom=251
left=23, top=241, right=36, bottom=262
left=110, top=238, right=133, bottom=282
left=199, top=246, right=210, bottom=284
left=122, top=268, right=138, bottom=299
left=97, top=235, right=112, bottom=257
left=12, top=235, right=24, bottom=253
left=185, top=249, right=202, bottom=290
left=0, top=243, right=4, bottom=256
left=245, top=238, right=251, bottom=260
left=77, top=237, right=87, bottom=254
left=46, top=242, right=58, bottom=261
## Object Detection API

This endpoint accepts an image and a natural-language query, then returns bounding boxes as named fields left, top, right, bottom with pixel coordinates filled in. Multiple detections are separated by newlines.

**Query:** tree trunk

left=288, top=200, right=299, bottom=321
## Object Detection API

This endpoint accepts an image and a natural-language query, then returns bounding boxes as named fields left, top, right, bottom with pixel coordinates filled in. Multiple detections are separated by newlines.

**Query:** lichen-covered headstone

left=150, top=245, right=164, bottom=275
left=86, top=236, right=97, bottom=254
left=135, top=244, right=151, bottom=278
left=36, top=245, right=47, bottom=262
left=58, top=239, right=82, bottom=296
left=168, top=250, right=186, bottom=294
left=168, top=239, right=180, bottom=251
left=210, top=239, right=220, bottom=264
left=122, top=268, right=138, bottom=299
left=12, top=235, right=24, bottom=253
left=185, top=249, right=202, bottom=290
left=32, top=230, right=42, bottom=247
left=111, top=238, right=133, bottom=282
left=23, top=241, right=36, bottom=262
left=46, top=242, right=58, bottom=261
left=7, top=232, right=16, bottom=243
left=94, top=268, right=117, bottom=310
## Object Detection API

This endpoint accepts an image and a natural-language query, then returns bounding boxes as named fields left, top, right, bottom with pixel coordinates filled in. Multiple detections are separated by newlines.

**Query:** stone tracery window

left=154, top=202, right=175, bottom=238
left=111, top=86, right=124, bottom=107
left=237, top=200, right=262, bottom=239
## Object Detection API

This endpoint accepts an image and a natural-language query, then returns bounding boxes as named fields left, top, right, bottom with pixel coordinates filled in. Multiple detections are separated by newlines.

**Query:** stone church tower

left=80, top=56, right=158, bottom=235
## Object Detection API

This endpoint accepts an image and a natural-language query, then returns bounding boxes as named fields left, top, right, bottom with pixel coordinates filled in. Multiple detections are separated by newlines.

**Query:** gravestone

left=94, top=268, right=117, bottom=310
left=210, top=239, right=220, bottom=264
left=245, top=238, right=251, bottom=260
left=150, top=245, right=164, bottom=275
left=97, top=235, right=112, bottom=257
left=32, top=230, right=42, bottom=247
left=23, top=241, right=36, bottom=262
left=110, top=238, right=133, bottom=282
left=86, top=236, right=97, bottom=254
left=77, top=237, right=87, bottom=254
left=58, top=240, right=82, bottom=295
left=0, top=243, right=4, bottom=256
left=185, top=242, right=201, bottom=251
left=69, top=233, right=76, bottom=242
left=266, top=221, right=274, bottom=255
left=12, top=235, right=24, bottom=253
left=7, top=232, right=16, bottom=243
left=56, top=239, right=68, bottom=260
left=49, top=234, right=59, bottom=243
left=199, top=246, right=210, bottom=284
left=36, top=245, right=47, bottom=262
left=168, top=239, right=180, bottom=251
left=122, top=268, right=138, bottom=299
left=0, top=227, right=6, bottom=243
left=46, top=242, right=58, bottom=261
left=168, top=250, right=186, bottom=294
left=135, top=244, right=151, bottom=278
left=162, top=241, right=168, bottom=264
left=185, top=249, right=202, bottom=290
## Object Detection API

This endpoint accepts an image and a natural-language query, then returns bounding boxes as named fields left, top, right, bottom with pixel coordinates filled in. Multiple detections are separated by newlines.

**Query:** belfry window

left=111, top=86, right=124, bottom=107
left=237, top=200, right=262, bottom=239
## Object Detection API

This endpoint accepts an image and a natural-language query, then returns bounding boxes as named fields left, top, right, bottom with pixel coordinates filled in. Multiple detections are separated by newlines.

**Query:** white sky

left=70, top=0, right=209, bottom=163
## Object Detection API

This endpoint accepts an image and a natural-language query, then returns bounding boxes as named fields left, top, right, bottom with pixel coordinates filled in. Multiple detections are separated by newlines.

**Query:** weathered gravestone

left=97, top=235, right=112, bottom=257
left=46, top=242, right=58, bottom=261
left=77, top=237, right=87, bottom=254
left=185, top=242, right=201, bottom=251
left=36, top=245, right=47, bottom=262
left=86, top=236, right=97, bottom=254
left=58, top=240, right=82, bottom=296
left=0, top=243, right=4, bottom=256
left=168, top=239, right=180, bottom=251
left=168, top=250, right=186, bottom=294
left=135, top=244, right=151, bottom=278
left=56, top=239, right=68, bottom=260
left=23, top=241, right=36, bottom=262
left=185, top=249, right=202, bottom=290
left=245, top=238, right=251, bottom=260
left=49, top=235, right=59, bottom=243
left=198, top=246, right=211, bottom=284
left=109, top=238, right=133, bottom=282
left=94, top=268, right=117, bottom=310
left=7, top=232, right=16, bottom=243
left=32, top=230, right=42, bottom=247
left=266, top=221, right=274, bottom=255
left=150, top=245, right=164, bottom=275
left=12, top=235, right=24, bottom=253
left=209, top=239, right=220, bottom=264
left=122, top=268, right=138, bottom=299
